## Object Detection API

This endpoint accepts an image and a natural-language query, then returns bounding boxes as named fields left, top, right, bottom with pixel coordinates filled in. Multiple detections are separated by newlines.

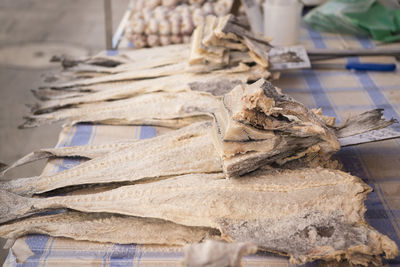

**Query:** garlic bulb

left=192, top=8, right=205, bottom=26
left=158, top=19, right=171, bottom=35
left=134, top=0, right=145, bottom=11
left=160, top=35, right=171, bottom=46
left=145, top=0, right=161, bottom=9
left=201, top=2, right=213, bottom=15
left=161, top=0, right=179, bottom=7
left=142, top=8, right=153, bottom=22
left=170, top=13, right=182, bottom=35
left=183, top=35, right=191, bottom=44
left=132, top=18, right=145, bottom=34
left=178, top=4, right=191, bottom=17
left=131, top=12, right=142, bottom=21
left=171, top=34, right=183, bottom=44
left=181, top=15, right=194, bottom=34
left=189, top=0, right=205, bottom=5
left=146, top=18, right=159, bottom=35
left=213, top=2, right=229, bottom=16
left=131, top=34, right=147, bottom=48
left=154, top=6, right=168, bottom=20
left=147, top=34, right=160, bottom=47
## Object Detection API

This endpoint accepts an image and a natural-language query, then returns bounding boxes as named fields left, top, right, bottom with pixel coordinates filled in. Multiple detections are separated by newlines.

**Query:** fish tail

left=335, top=109, right=397, bottom=138
left=0, top=151, right=52, bottom=177
left=0, top=189, right=36, bottom=224
left=19, top=116, right=44, bottom=129
left=0, top=177, right=38, bottom=197
left=0, top=162, right=7, bottom=174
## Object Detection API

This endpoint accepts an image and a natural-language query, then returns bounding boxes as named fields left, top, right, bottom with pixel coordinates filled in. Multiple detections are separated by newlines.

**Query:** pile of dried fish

left=189, top=15, right=271, bottom=67
left=1, top=79, right=398, bottom=266
left=1, top=11, right=398, bottom=266
left=0, top=168, right=398, bottom=265
left=23, top=15, right=274, bottom=129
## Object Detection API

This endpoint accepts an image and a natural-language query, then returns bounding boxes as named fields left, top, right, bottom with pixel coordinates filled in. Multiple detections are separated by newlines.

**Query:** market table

left=4, top=24, right=400, bottom=266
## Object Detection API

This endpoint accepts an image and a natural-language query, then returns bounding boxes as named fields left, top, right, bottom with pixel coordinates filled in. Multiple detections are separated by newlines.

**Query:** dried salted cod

left=3, top=106, right=394, bottom=179
left=21, top=91, right=219, bottom=129
left=0, top=211, right=221, bottom=247
left=50, top=58, right=265, bottom=90
left=12, top=85, right=395, bottom=182
left=32, top=72, right=252, bottom=114
left=189, top=15, right=271, bottom=68
left=52, top=62, right=189, bottom=89
left=0, top=168, right=397, bottom=265
left=211, top=79, right=396, bottom=177
left=2, top=122, right=221, bottom=196
left=68, top=46, right=191, bottom=74
left=211, top=79, right=339, bottom=177
left=58, top=44, right=190, bottom=73
left=184, top=240, right=257, bottom=267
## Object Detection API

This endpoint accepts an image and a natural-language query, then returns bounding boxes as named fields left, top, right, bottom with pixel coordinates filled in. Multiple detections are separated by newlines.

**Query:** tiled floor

left=0, top=0, right=128, bottom=264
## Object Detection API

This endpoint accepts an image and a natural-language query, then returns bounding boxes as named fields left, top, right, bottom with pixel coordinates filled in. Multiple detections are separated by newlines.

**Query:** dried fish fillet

left=32, top=72, right=252, bottom=114
left=62, top=44, right=190, bottom=74
left=0, top=211, right=221, bottom=246
left=21, top=91, right=219, bottom=128
left=52, top=62, right=189, bottom=89
left=184, top=240, right=257, bottom=267
left=0, top=168, right=397, bottom=265
left=2, top=122, right=221, bottom=196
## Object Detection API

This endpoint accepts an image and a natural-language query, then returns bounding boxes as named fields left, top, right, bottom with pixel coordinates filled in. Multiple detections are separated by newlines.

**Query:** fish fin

left=3, top=239, right=16, bottom=249
left=334, top=109, right=397, bottom=138
left=0, top=151, right=53, bottom=177
left=19, top=116, right=42, bottom=129
left=0, top=162, right=8, bottom=173
left=31, top=89, right=50, bottom=101
left=0, top=189, right=37, bottom=224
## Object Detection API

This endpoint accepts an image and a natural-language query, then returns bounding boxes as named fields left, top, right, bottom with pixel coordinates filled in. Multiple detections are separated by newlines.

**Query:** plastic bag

left=346, top=2, right=400, bottom=42
left=304, top=0, right=400, bottom=42
left=304, top=0, right=375, bottom=36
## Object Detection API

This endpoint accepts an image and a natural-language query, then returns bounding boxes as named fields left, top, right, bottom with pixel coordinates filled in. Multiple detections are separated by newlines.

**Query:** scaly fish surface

left=0, top=168, right=397, bottom=265
left=0, top=211, right=220, bottom=246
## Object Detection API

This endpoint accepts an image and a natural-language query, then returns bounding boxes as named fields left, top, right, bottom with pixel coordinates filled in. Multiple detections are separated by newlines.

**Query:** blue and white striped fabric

left=4, top=24, right=400, bottom=266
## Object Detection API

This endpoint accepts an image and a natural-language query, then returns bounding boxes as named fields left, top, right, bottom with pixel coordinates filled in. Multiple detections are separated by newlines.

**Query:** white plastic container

left=263, top=0, right=303, bottom=46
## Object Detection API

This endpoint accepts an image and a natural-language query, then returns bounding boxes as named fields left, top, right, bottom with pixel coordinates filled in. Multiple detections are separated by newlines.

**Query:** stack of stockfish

left=0, top=14, right=398, bottom=267
left=21, top=15, right=273, bottom=129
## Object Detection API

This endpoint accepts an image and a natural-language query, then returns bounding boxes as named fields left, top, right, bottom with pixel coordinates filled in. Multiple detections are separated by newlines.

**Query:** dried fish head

left=211, top=78, right=340, bottom=177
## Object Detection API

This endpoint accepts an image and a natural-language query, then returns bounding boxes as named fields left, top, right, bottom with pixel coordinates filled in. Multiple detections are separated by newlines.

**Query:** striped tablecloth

left=4, top=24, right=400, bottom=266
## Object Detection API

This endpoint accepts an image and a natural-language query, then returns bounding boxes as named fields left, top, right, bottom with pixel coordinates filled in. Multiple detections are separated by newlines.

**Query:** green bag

left=304, top=0, right=400, bottom=42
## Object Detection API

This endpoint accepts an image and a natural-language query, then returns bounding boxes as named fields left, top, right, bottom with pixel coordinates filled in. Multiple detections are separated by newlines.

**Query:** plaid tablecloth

left=4, top=25, right=400, bottom=266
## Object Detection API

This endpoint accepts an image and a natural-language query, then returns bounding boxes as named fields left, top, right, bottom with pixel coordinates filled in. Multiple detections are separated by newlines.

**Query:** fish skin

left=21, top=91, right=220, bottom=128
left=0, top=211, right=221, bottom=246
left=0, top=168, right=397, bottom=265
left=2, top=122, right=222, bottom=196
